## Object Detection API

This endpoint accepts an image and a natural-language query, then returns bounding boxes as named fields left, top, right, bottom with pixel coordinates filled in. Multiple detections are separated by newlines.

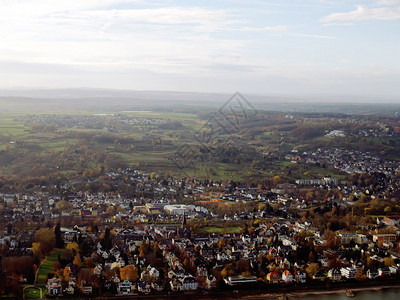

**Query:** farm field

left=2, top=104, right=397, bottom=190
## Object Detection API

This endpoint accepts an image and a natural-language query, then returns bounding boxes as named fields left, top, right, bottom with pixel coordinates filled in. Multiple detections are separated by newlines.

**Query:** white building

left=164, top=205, right=190, bottom=215
left=340, top=267, right=356, bottom=279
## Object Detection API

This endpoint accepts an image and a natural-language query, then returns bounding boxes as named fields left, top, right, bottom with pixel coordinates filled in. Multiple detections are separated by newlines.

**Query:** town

left=2, top=150, right=400, bottom=298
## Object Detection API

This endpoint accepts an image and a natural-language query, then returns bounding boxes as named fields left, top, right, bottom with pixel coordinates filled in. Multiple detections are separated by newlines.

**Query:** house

left=205, top=275, right=217, bottom=289
left=197, top=266, right=208, bottom=277
left=295, top=271, right=307, bottom=283
left=340, top=267, right=356, bottom=279
left=151, top=280, right=164, bottom=292
left=313, top=271, right=326, bottom=281
left=141, top=268, right=151, bottom=282
left=282, top=270, right=293, bottom=283
left=266, top=271, right=281, bottom=284
left=328, top=268, right=342, bottom=281
left=224, top=275, right=257, bottom=286
left=217, top=252, right=229, bottom=261
left=137, top=280, right=151, bottom=293
left=352, top=261, right=365, bottom=271
left=338, top=233, right=358, bottom=245
left=372, top=234, right=397, bottom=243
left=182, top=275, right=198, bottom=290
left=389, top=266, right=399, bottom=275
left=117, top=280, right=133, bottom=295
left=378, top=267, right=391, bottom=278
left=46, top=277, right=62, bottom=296
left=366, top=269, right=378, bottom=280
left=170, top=278, right=183, bottom=292
left=81, top=285, right=93, bottom=295
left=64, top=285, right=74, bottom=295
left=168, top=270, right=177, bottom=279
left=149, top=267, right=160, bottom=281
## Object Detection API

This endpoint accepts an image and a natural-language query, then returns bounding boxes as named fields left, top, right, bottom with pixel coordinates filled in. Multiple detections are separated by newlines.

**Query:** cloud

left=377, top=0, right=400, bottom=5
left=230, top=25, right=288, bottom=32
left=0, top=0, right=140, bottom=17
left=289, top=32, right=336, bottom=39
left=322, top=22, right=354, bottom=27
left=321, top=5, right=400, bottom=22
left=59, top=7, right=236, bottom=26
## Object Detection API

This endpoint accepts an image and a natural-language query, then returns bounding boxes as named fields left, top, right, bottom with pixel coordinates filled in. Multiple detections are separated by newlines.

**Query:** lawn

left=24, top=287, right=45, bottom=299
left=36, top=249, right=65, bottom=284
left=279, top=161, right=293, bottom=167
left=200, top=226, right=241, bottom=234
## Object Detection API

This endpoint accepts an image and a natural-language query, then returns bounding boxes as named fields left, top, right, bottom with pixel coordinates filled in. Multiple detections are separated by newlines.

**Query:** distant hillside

left=0, top=88, right=399, bottom=115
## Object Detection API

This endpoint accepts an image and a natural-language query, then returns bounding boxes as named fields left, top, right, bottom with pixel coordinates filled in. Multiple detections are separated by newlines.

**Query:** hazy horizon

left=0, top=87, right=399, bottom=104
left=1, top=1, right=399, bottom=98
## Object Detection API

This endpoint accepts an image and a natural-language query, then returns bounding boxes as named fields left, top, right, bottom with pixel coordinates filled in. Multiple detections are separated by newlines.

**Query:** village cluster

left=2, top=149, right=400, bottom=297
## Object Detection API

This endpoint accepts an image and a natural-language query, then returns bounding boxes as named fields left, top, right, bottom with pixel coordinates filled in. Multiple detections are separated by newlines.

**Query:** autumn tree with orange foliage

left=120, top=265, right=138, bottom=282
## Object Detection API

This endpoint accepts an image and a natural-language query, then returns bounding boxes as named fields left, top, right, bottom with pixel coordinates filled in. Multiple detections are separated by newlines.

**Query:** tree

left=272, top=176, right=281, bottom=186
left=101, top=227, right=112, bottom=250
left=66, top=242, right=79, bottom=254
left=55, top=200, right=72, bottom=212
left=308, top=251, right=315, bottom=262
left=384, top=257, right=395, bottom=267
left=54, top=223, right=64, bottom=248
left=183, top=258, right=190, bottom=270
left=354, top=269, right=365, bottom=281
left=34, top=228, right=55, bottom=256
left=63, top=267, right=71, bottom=282
left=31, top=242, right=42, bottom=258
left=85, top=257, right=94, bottom=268
left=153, top=241, right=160, bottom=252
left=236, top=259, right=250, bottom=273
left=384, top=206, right=392, bottom=215
left=120, top=265, right=138, bottom=282
left=73, top=254, right=82, bottom=267
left=305, top=263, right=319, bottom=278
left=221, top=268, right=228, bottom=278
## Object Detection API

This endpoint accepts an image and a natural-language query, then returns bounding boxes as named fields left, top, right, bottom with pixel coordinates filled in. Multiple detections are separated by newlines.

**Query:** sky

left=0, top=0, right=399, bottom=98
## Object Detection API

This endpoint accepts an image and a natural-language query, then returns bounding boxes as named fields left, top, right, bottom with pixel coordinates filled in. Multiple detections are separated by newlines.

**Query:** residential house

left=266, top=271, right=281, bottom=284
left=46, top=277, right=62, bottom=297
left=117, top=280, right=133, bottom=295
left=373, top=234, right=397, bottom=243
left=340, top=267, right=356, bottom=279
left=205, top=275, right=217, bottom=289
left=151, top=280, right=164, bottom=292
left=328, top=268, right=342, bottom=281
left=295, top=271, right=307, bottom=283
left=170, top=278, right=183, bottom=292
left=182, top=275, right=198, bottom=291
left=282, top=270, right=293, bottom=283
left=224, top=275, right=257, bottom=286
left=366, top=269, right=379, bottom=280
left=389, top=266, right=399, bottom=275
left=64, top=285, right=74, bottom=295
left=137, top=281, right=151, bottom=293
left=378, top=267, right=391, bottom=278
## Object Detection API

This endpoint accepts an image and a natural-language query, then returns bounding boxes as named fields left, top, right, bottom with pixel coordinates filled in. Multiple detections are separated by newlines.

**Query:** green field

left=36, top=249, right=65, bottom=284
left=0, top=108, right=372, bottom=183
left=200, top=226, right=241, bottom=234
left=24, top=287, right=45, bottom=299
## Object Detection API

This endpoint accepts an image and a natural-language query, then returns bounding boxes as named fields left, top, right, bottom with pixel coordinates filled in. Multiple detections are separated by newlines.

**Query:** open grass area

left=121, top=111, right=198, bottom=120
left=0, top=117, right=28, bottom=136
left=279, top=161, right=293, bottom=167
left=36, top=249, right=65, bottom=284
left=24, top=287, right=45, bottom=299
left=199, top=226, right=242, bottom=234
